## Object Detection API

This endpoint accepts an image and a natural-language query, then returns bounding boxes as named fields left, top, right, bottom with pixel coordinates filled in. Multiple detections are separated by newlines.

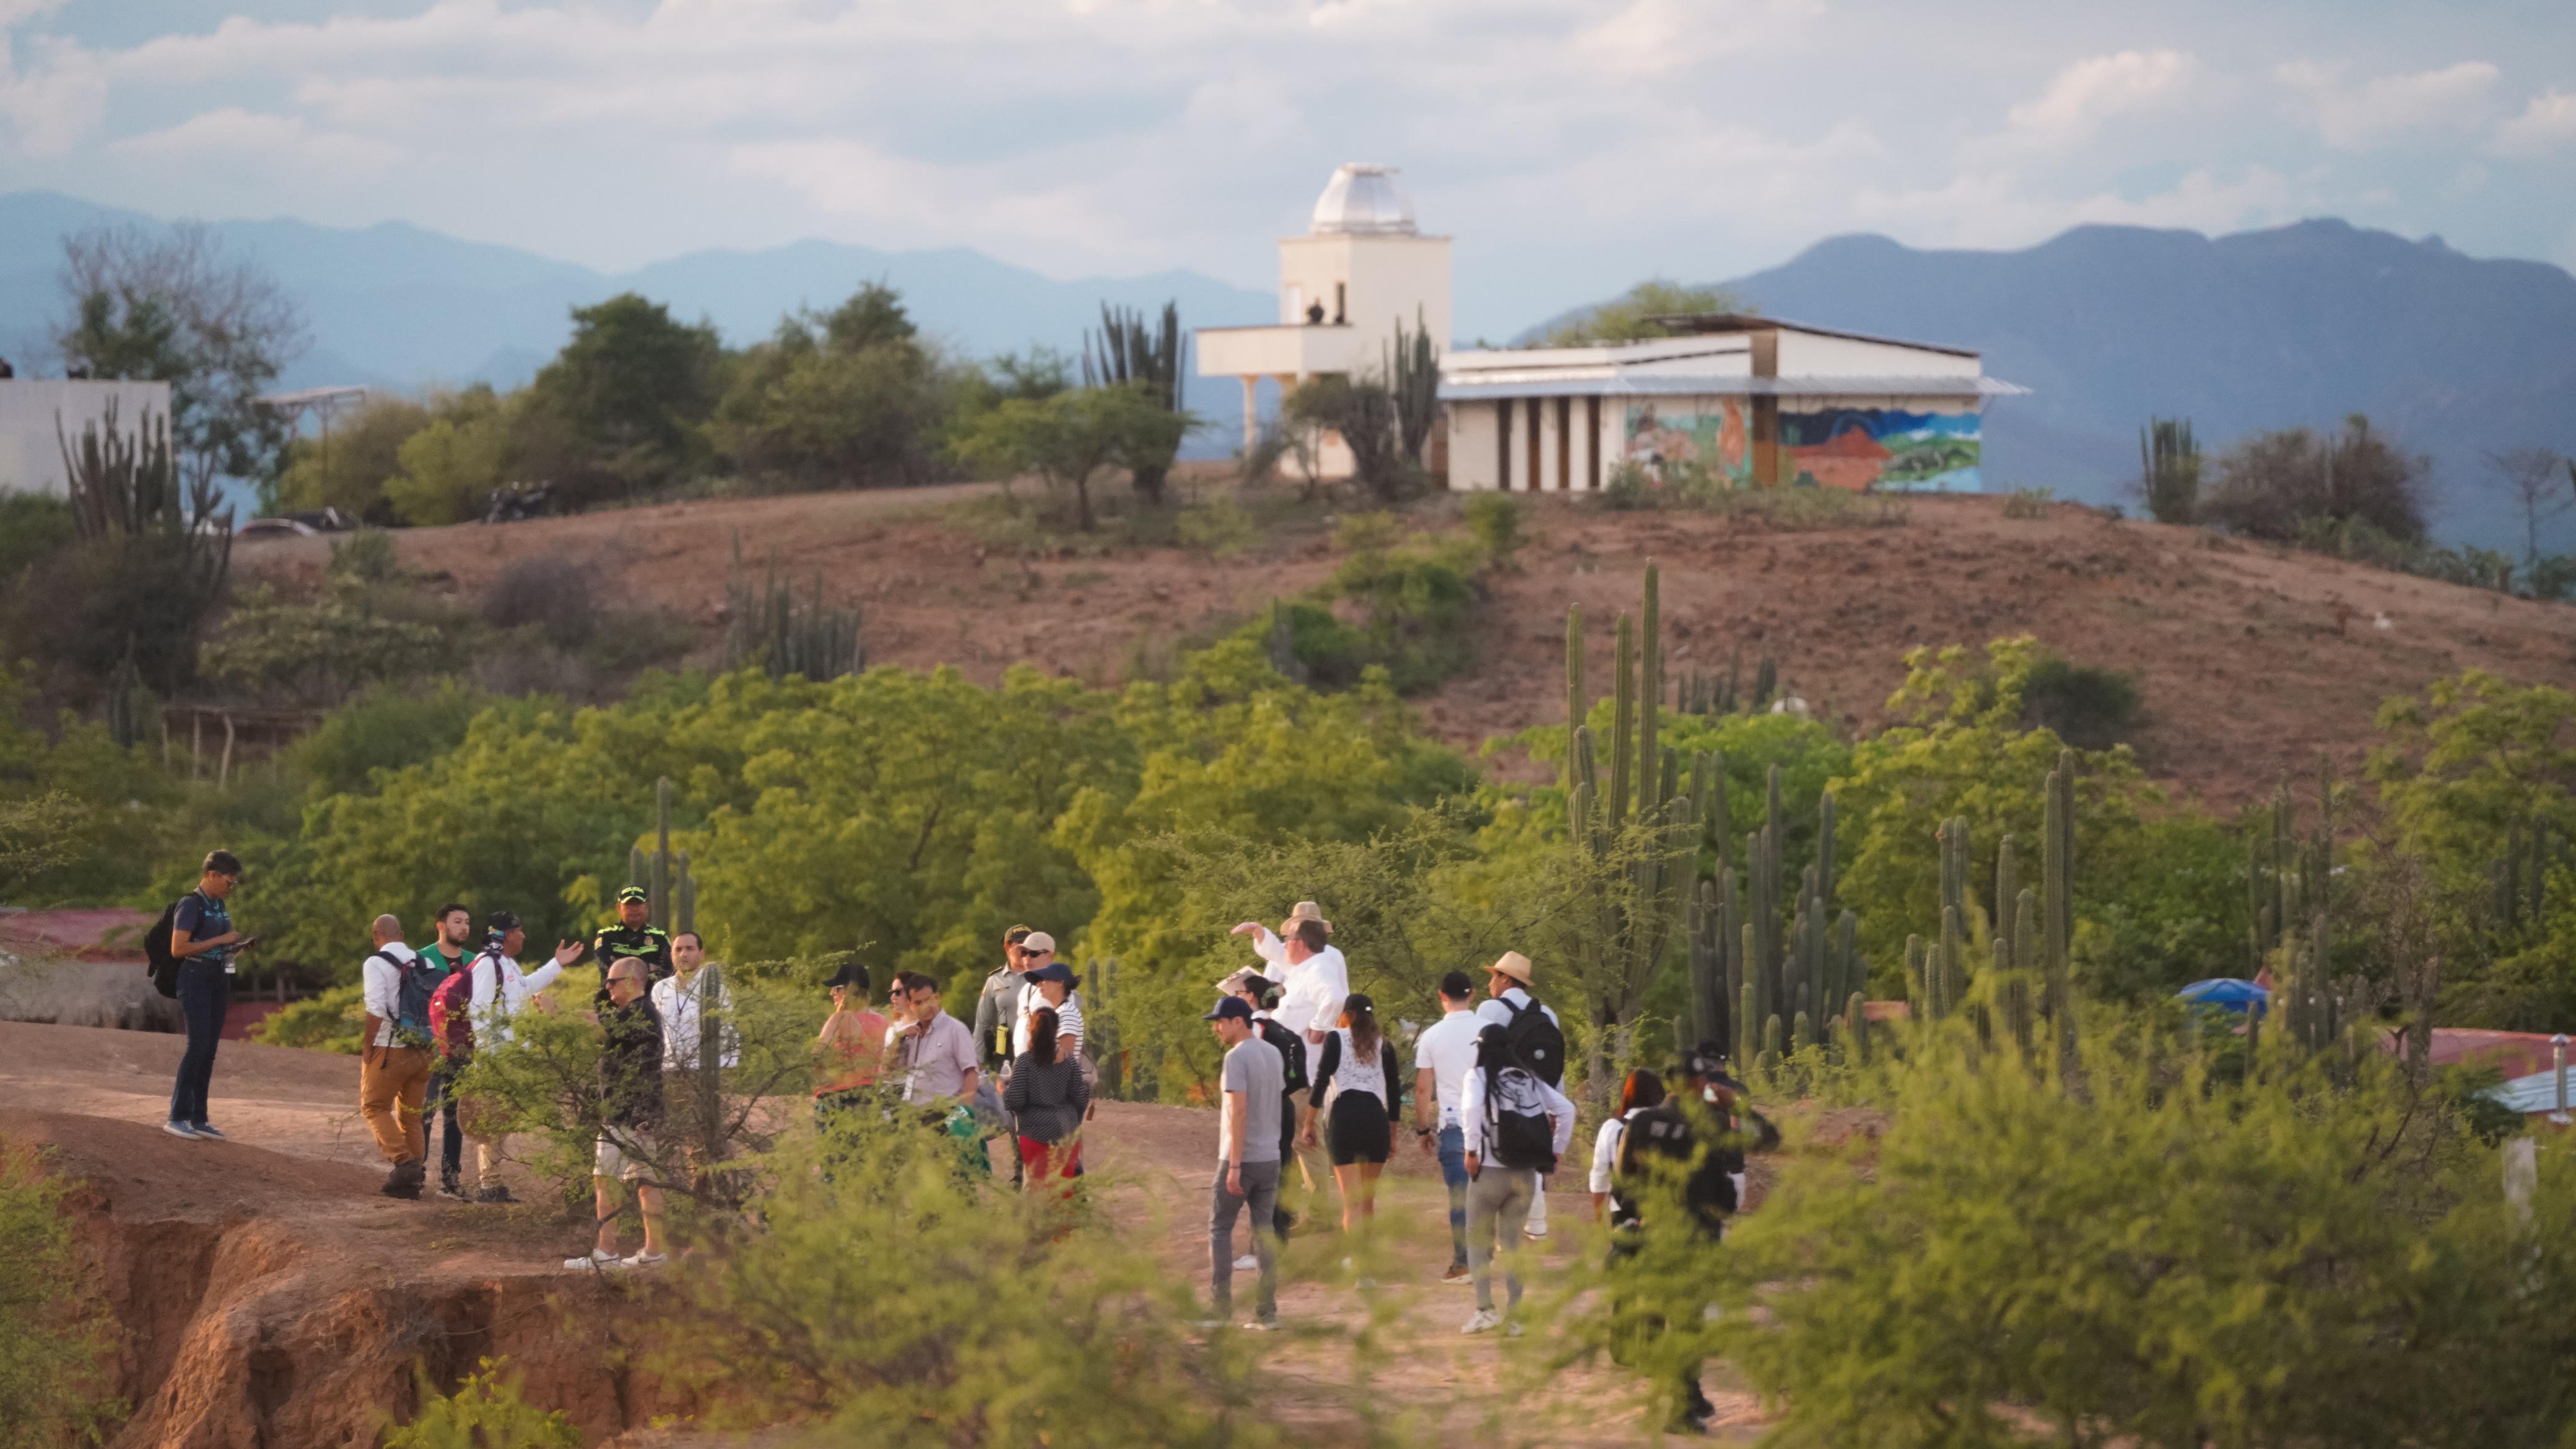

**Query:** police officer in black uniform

left=590, top=886, right=673, bottom=999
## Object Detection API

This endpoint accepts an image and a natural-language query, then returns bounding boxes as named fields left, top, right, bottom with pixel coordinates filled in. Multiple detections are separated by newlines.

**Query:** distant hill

left=0, top=189, right=1273, bottom=438
left=1528, top=220, right=2576, bottom=552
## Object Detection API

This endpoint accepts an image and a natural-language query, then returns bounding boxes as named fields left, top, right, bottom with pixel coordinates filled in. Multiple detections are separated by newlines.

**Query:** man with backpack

left=1611, top=1042, right=1780, bottom=1434
left=1220, top=967, right=1306, bottom=1262
left=442, top=909, right=583, bottom=1203
left=417, top=904, right=476, bottom=1199
left=158, top=850, right=253, bottom=1142
left=359, top=914, right=434, bottom=1198
left=1456, top=1021, right=1576, bottom=1334
left=1474, top=951, right=1565, bottom=1240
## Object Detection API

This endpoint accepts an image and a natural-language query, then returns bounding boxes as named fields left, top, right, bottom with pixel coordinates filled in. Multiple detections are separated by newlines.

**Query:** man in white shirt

left=1474, top=949, right=1565, bottom=1240
left=1231, top=901, right=1347, bottom=1045
left=650, top=931, right=739, bottom=1073
left=455, top=909, right=581, bottom=1203
left=1410, top=970, right=1484, bottom=1283
left=886, top=972, right=980, bottom=1106
left=356, top=914, right=430, bottom=1199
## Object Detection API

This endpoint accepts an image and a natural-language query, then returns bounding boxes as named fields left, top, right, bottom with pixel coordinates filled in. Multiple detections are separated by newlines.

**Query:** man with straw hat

left=1230, top=901, right=1348, bottom=1048
left=1476, top=950, right=1566, bottom=1241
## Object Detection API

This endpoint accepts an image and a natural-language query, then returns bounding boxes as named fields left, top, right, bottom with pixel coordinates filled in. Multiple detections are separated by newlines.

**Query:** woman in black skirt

left=1300, top=993, right=1403, bottom=1235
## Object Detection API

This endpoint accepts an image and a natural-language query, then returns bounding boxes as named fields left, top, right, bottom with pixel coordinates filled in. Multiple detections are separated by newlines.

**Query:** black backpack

left=1502, top=994, right=1566, bottom=1087
left=144, top=897, right=188, bottom=999
left=379, top=949, right=439, bottom=1048
left=1484, top=1065, right=1557, bottom=1172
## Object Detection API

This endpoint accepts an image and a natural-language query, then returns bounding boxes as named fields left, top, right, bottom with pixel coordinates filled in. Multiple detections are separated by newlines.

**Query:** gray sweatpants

left=1211, top=1159, right=1282, bottom=1321
left=1466, top=1167, right=1538, bottom=1313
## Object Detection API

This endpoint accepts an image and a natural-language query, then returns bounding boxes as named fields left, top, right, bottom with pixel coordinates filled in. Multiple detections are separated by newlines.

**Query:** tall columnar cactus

left=629, top=777, right=699, bottom=936
left=1082, top=300, right=1187, bottom=502
left=2040, top=751, right=2076, bottom=1057
left=2495, top=816, right=2556, bottom=931
left=725, top=533, right=864, bottom=682
left=2140, top=415, right=2201, bottom=524
left=1565, top=563, right=1710, bottom=1094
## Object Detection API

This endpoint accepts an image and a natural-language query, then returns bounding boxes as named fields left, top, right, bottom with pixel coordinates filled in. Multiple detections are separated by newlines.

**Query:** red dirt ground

left=234, top=482, right=2576, bottom=809
left=5, top=1019, right=1766, bottom=1448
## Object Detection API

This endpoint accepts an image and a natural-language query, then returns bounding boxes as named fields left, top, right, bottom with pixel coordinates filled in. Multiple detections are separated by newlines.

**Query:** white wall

left=0, top=380, right=174, bottom=497
left=1775, top=331, right=1981, bottom=378
left=1279, top=233, right=1451, bottom=359
left=1450, top=398, right=1500, bottom=490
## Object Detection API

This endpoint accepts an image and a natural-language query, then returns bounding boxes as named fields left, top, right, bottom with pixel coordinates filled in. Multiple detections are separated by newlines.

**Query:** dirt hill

left=234, top=482, right=2576, bottom=808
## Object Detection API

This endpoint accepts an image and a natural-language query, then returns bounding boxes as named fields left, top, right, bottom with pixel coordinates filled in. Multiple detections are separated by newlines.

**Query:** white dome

left=1310, top=163, right=1416, bottom=235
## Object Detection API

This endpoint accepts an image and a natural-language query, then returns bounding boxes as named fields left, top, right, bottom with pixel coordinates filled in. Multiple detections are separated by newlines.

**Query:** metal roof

left=1648, top=312, right=1983, bottom=359
left=1312, top=163, right=1416, bottom=235
left=2489, top=1065, right=2576, bottom=1116
left=1438, top=373, right=2029, bottom=402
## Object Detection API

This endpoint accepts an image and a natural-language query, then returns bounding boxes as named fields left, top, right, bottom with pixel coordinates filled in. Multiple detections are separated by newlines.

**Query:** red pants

left=1017, top=1136, right=1082, bottom=1192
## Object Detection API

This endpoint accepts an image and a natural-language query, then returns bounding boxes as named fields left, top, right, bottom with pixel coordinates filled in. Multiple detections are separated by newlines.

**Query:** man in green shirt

left=420, top=902, right=476, bottom=1199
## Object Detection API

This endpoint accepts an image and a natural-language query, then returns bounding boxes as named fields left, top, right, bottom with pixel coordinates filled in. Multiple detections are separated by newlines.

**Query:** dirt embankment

left=237, top=487, right=2576, bottom=809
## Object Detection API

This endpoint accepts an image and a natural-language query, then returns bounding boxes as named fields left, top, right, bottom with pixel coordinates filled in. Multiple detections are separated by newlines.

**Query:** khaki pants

left=360, top=1045, right=432, bottom=1164
left=455, top=1090, right=506, bottom=1190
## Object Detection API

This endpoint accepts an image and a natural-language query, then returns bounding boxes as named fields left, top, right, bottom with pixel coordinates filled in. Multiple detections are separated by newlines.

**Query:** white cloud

left=1574, top=0, right=1822, bottom=77
left=2006, top=49, right=2198, bottom=145
left=2274, top=58, right=2499, bottom=150
left=2490, top=89, right=2576, bottom=157
left=110, top=107, right=399, bottom=175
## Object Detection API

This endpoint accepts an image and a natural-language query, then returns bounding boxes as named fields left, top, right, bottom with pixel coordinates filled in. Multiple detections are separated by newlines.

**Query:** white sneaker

left=1241, top=1317, right=1277, bottom=1333
left=1462, top=1307, right=1502, bottom=1334
left=620, top=1250, right=668, bottom=1269
left=564, top=1248, right=617, bottom=1271
left=1233, top=1254, right=1258, bottom=1271
left=1505, top=1320, right=1526, bottom=1338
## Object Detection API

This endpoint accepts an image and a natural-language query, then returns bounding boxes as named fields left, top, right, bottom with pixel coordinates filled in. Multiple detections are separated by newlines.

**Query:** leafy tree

left=1536, top=279, right=1743, bottom=347
left=951, top=383, right=1193, bottom=531
left=1648, top=1020, right=2576, bottom=1448
left=382, top=386, right=512, bottom=524
left=0, top=492, right=75, bottom=585
left=269, top=394, right=432, bottom=521
left=527, top=292, right=721, bottom=493
left=2202, top=414, right=2429, bottom=545
left=53, top=220, right=310, bottom=505
left=1281, top=373, right=1405, bottom=502
left=713, top=285, right=945, bottom=489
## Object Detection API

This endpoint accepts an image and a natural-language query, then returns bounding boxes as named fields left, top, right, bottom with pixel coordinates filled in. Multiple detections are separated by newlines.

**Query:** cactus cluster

left=1564, top=564, right=1711, bottom=1087
left=2250, top=760, right=2370, bottom=1058
left=1909, top=751, right=2078, bottom=1066
left=1684, top=765, right=1865, bottom=1073
left=724, top=533, right=865, bottom=683
left=2494, top=816, right=2557, bottom=932
left=2140, top=415, right=2201, bottom=525
left=1677, top=645, right=1777, bottom=718
left=629, top=776, right=699, bottom=936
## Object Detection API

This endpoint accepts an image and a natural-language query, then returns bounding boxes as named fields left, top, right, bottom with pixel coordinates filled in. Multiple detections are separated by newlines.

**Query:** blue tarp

left=2178, top=978, right=2270, bottom=1015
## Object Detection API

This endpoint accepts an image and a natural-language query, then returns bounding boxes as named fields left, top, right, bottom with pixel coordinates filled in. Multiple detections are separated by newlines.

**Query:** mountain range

left=6, top=189, right=2574, bottom=550
left=1554, top=219, right=2576, bottom=552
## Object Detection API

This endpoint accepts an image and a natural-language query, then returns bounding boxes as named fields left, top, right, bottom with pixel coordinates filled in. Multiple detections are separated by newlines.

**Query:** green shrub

left=0, top=1140, right=121, bottom=1447
left=2018, top=652, right=2142, bottom=749
left=2001, top=485, right=2054, bottom=518
left=250, top=981, right=365, bottom=1052
left=1461, top=491, right=1527, bottom=568
left=385, top=1359, right=579, bottom=1449
left=0, top=492, right=75, bottom=584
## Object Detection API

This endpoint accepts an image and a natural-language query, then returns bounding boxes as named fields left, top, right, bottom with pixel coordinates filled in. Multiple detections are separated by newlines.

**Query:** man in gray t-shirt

left=1205, top=997, right=1283, bottom=1327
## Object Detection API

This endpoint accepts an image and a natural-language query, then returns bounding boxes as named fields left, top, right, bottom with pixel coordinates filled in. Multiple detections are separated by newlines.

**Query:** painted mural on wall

left=1624, top=399, right=1754, bottom=485
left=1780, top=406, right=1982, bottom=492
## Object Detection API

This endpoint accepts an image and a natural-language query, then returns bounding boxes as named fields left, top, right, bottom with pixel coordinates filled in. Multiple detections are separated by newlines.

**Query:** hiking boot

left=1441, top=1262, right=1473, bottom=1284
left=438, top=1174, right=468, bottom=1201
left=191, top=1123, right=227, bottom=1141
left=381, top=1160, right=424, bottom=1199
left=162, top=1121, right=202, bottom=1141
left=472, top=1185, right=516, bottom=1205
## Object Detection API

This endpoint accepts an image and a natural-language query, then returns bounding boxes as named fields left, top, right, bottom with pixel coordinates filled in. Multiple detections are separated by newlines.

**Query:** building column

left=1240, top=376, right=1260, bottom=451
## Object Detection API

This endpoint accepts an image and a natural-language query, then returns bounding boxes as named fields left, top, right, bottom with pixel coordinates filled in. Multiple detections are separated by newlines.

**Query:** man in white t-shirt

left=1475, top=950, right=1565, bottom=1240
left=1232, top=902, right=1347, bottom=1046
left=1411, top=970, right=1484, bottom=1283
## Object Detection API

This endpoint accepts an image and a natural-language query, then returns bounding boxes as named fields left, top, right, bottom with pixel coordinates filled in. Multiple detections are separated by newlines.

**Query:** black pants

left=168, top=962, right=229, bottom=1126
left=425, top=1063, right=463, bottom=1181
left=1273, top=1103, right=1298, bottom=1238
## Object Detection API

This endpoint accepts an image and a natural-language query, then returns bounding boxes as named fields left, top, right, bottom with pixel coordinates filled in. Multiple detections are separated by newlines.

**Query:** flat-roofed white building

left=1198, top=163, right=1451, bottom=460
left=1438, top=315, right=2027, bottom=494
left=0, top=378, right=175, bottom=497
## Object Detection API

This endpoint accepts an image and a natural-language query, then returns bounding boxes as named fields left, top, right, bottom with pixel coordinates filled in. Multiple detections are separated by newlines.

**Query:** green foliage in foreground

left=0, top=1140, right=123, bottom=1447
left=385, top=1360, right=580, bottom=1449
left=1627, top=1017, right=2576, bottom=1448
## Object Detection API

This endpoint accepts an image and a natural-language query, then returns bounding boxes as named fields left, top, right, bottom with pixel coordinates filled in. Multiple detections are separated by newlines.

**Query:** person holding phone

left=165, top=849, right=253, bottom=1141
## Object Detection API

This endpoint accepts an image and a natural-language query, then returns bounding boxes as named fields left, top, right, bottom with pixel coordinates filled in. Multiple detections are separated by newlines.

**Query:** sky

left=4, top=0, right=2574, bottom=338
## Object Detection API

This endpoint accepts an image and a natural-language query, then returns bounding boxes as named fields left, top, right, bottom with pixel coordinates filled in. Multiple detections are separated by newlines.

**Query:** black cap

left=1203, top=996, right=1254, bottom=1023
left=827, top=960, right=871, bottom=992
left=1025, top=961, right=1076, bottom=985
left=485, top=909, right=521, bottom=934
left=1680, top=1042, right=1728, bottom=1077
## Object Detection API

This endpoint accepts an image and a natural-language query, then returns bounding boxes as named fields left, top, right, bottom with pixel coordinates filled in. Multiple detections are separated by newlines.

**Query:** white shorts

left=594, top=1134, right=654, bottom=1183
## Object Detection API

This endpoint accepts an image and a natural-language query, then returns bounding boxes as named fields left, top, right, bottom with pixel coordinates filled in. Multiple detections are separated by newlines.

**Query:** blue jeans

left=169, top=962, right=230, bottom=1126
left=1437, top=1125, right=1470, bottom=1266
left=426, top=1064, right=463, bottom=1181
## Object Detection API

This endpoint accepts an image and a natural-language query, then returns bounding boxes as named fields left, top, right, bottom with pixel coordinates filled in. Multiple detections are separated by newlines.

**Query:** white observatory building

left=1196, top=164, right=1452, bottom=461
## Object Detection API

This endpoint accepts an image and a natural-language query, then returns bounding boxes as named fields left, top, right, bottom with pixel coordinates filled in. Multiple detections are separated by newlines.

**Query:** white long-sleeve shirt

left=360, top=942, right=420, bottom=1048
left=1458, top=1066, right=1578, bottom=1164
left=1590, top=1110, right=1645, bottom=1194
left=466, top=949, right=562, bottom=1046
left=651, top=968, right=740, bottom=1071
left=1247, top=928, right=1349, bottom=1042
